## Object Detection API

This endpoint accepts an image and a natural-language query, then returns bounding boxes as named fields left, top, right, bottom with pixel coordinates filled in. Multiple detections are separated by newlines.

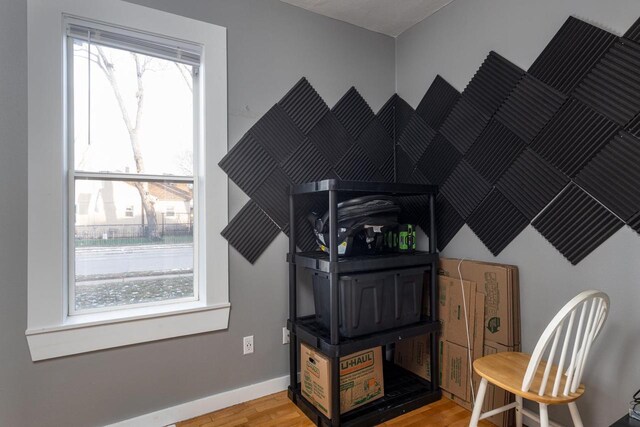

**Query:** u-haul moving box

left=300, top=343, right=384, bottom=418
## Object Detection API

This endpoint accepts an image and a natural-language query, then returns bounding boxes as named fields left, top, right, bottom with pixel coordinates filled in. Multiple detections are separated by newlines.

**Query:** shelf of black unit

left=290, top=179, right=438, bottom=197
left=288, top=360, right=441, bottom=427
left=289, top=315, right=441, bottom=358
left=287, top=250, right=438, bottom=274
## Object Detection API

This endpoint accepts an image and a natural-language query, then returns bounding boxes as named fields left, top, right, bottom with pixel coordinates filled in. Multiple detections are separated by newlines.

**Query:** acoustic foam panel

left=439, top=97, right=490, bottom=154
left=466, top=190, right=529, bottom=256
left=284, top=214, right=318, bottom=253
left=575, top=131, right=640, bottom=222
left=335, top=143, right=384, bottom=182
left=416, top=133, right=462, bottom=185
left=356, top=119, right=394, bottom=168
left=307, top=112, right=354, bottom=166
left=461, top=51, right=525, bottom=118
left=441, top=160, right=492, bottom=219
left=573, top=38, right=640, bottom=126
left=250, top=104, right=305, bottom=166
left=332, top=87, right=375, bottom=141
left=380, top=155, right=395, bottom=182
left=398, top=194, right=430, bottom=226
left=626, top=113, right=640, bottom=138
left=531, top=98, right=621, bottom=177
left=416, top=75, right=461, bottom=130
left=435, top=194, right=465, bottom=251
left=628, top=211, right=640, bottom=235
left=219, top=133, right=278, bottom=197
left=528, top=16, right=616, bottom=95
left=279, top=77, right=329, bottom=134
left=377, top=94, right=414, bottom=139
left=532, top=184, right=624, bottom=265
left=252, top=168, right=292, bottom=229
left=283, top=195, right=326, bottom=253
left=465, top=119, right=526, bottom=184
left=394, top=147, right=415, bottom=182
left=282, top=138, right=333, bottom=185
left=397, top=114, right=436, bottom=161
left=625, top=17, right=640, bottom=44
left=221, top=201, right=281, bottom=264
left=409, top=168, right=431, bottom=185
left=495, top=75, right=567, bottom=144
left=497, top=148, right=570, bottom=221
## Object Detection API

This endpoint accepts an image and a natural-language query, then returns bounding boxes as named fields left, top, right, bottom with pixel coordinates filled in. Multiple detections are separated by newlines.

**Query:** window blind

left=66, top=17, right=201, bottom=67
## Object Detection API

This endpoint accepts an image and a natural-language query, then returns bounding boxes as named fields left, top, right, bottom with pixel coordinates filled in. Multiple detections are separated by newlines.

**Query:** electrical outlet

left=282, top=327, right=290, bottom=345
left=243, top=335, right=254, bottom=355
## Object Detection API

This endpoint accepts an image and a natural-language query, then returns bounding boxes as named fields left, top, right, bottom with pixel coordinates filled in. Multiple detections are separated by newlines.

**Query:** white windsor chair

left=469, top=290, right=610, bottom=427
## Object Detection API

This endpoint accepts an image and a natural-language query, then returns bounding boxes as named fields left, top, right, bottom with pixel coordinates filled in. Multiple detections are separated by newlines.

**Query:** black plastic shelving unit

left=287, top=179, right=442, bottom=426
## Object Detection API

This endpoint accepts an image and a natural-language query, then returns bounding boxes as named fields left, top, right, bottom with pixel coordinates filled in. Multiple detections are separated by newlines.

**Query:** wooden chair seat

left=474, top=352, right=585, bottom=405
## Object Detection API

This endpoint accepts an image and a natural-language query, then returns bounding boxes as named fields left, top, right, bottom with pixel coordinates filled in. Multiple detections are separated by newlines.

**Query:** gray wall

left=396, top=1, right=640, bottom=425
left=0, top=0, right=394, bottom=425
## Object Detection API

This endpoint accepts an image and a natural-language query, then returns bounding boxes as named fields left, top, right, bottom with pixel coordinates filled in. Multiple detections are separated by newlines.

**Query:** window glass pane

left=72, top=40, right=194, bottom=176
left=74, top=179, right=194, bottom=312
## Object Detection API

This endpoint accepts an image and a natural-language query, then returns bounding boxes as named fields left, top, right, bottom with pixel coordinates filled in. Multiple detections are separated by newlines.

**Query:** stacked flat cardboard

left=440, top=258, right=521, bottom=427
left=439, top=258, right=520, bottom=347
left=300, top=343, right=384, bottom=418
left=395, top=258, right=520, bottom=427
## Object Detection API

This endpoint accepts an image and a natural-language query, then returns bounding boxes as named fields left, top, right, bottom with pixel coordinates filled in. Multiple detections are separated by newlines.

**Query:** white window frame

left=26, top=0, right=229, bottom=361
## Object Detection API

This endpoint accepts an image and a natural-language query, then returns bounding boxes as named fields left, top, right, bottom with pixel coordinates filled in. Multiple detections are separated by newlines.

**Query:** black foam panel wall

left=441, top=160, right=492, bottom=220
left=573, top=38, right=640, bottom=126
left=465, top=120, right=526, bottom=184
left=531, top=98, right=620, bottom=177
left=439, top=98, right=490, bottom=154
left=462, top=51, right=525, bottom=118
left=532, top=184, right=624, bottom=265
left=220, top=14, right=640, bottom=265
left=574, top=131, right=640, bottom=222
left=466, top=190, right=529, bottom=256
left=494, top=75, right=567, bottom=144
left=416, top=75, right=460, bottom=130
left=434, top=194, right=465, bottom=251
left=496, top=149, right=569, bottom=221
left=221, top=201, right=282, bottom=264
left=528, top=16, right=616, bottom=94
left=416, top=133, right=461, bottom=185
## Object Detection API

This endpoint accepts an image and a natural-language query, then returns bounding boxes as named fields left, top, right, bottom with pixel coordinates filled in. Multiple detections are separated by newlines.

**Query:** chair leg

left=539, top=403, right=549, bottom=427
left=568, top=402, right=583, bottom=427
left=469, top=378, right=488, bottom=427
left=515, top=396, right=523, bottom=427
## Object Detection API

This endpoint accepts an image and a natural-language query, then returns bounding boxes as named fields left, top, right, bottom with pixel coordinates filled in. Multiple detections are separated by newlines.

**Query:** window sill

left=25, top=302, right=230, bottom=361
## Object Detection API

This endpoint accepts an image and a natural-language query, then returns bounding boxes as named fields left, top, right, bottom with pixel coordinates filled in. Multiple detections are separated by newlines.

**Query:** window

left=27, top=0, right=229, bottom=361
left=68, top=19, right=199, bottom=314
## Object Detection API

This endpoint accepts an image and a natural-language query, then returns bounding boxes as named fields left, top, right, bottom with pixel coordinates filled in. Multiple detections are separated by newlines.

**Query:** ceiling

left=280, top=0, right=454, bottom=37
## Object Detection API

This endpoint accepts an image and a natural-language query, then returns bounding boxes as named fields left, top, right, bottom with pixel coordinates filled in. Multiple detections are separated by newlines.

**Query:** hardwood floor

left=176, top=391, right=493, bottom=427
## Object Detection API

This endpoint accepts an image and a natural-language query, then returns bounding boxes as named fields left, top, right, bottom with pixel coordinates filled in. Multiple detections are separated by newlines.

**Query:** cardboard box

left=300, top=343, right=384, bottom=418
left=404, top=275, right=485, bottom=387
left=439, top=275, right=479, bottom=349
left=441, top=341, right=471, bottom=401
left=394, top=335, right=444, bottom=383
left=440, top=258, right=520, bottom=347
left=441, top=341, right=521, bottom=427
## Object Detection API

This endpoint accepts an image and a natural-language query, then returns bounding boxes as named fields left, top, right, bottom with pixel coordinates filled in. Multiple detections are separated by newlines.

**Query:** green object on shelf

left=399, top=224, right=416, bottom=252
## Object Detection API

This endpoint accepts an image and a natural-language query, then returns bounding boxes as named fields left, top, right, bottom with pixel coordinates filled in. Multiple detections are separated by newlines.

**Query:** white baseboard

left=106, top=374, right=290, bottom=427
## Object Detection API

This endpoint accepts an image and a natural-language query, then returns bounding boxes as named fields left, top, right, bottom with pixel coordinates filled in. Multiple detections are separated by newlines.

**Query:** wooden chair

left=469, top=290, right=610, bottom=427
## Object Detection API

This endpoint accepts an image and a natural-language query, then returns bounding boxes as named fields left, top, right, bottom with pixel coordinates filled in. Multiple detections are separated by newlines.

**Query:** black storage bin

left=311, top=267, right=426, bottom=338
